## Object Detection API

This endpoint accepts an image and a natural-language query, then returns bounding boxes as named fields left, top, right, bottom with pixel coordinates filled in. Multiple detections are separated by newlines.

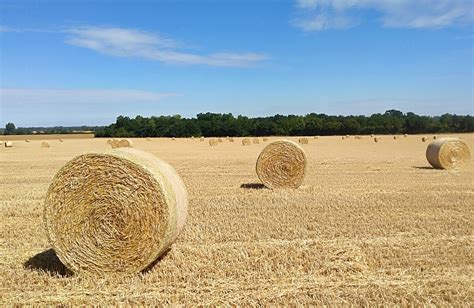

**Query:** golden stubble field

left=1, top=134, right=473, bottom=305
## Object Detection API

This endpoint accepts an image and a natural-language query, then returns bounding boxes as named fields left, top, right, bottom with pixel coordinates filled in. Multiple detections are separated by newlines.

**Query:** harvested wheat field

left=0, top=134, right=473, bottom=305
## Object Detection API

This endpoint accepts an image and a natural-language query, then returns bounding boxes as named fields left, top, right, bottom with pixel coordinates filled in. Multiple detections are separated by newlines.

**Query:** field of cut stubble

left=1, top=134, right=473, bottom=305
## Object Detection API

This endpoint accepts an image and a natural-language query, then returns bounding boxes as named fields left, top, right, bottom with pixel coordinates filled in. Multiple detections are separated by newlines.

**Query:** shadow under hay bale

left=141, top=248, right=172, bottom=274
left=240, top=183, right=267, bottom=190
left=24, top=249, right=73, bottom=277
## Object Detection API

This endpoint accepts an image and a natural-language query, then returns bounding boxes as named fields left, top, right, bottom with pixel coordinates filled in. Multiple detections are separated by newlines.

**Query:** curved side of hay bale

left=41, top=141, right=50, bottom=148
left=200, top=137, right=205, bottom=141
left=256, top=139, right=307, bottom=189
left=59, top=139, right=64, bottom=142
left=404, top=134, right=408, bottom=137
left=217, top=138, right=223, bottom=143
left=228, top=137, right=235, bottom=142
left=209, top=139, right=218, bottom=146
left=242, top=138, right=251, bottom=146
left=43, top=148, right=188, bottom=275
left=298, top=137, right=309, bottom=144
left=393, top=136, right=398, bottom=140
left=422, top=137, right=428, bottom=142
left=4, top=141, right=13, bottom=147
left=263, top=137, right=269, bottom=142
left=25, top=139, right=30, bottom=143
left=117, top=138, right=134, bottom=148
left=433, top=135, right=437, bottom=140
left=146, top=138, right=152, bottom=141
left=426, top=138, right=470, bottom=170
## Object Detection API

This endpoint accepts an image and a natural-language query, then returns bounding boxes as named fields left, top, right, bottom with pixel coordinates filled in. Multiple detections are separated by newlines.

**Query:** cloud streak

left=293, top=0, right=474, bottom=31
left=65, top=26, right=268, bottom=67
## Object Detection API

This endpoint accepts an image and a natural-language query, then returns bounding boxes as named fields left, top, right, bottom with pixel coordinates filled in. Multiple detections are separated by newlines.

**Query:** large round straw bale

left=191, top=136, right=195, bottom=139
left=370, top=134, right=374, bottom=137
left=41, top=141, right=50, bottom=148
left=172, top=137, right=176, bottom=141
left=404, top=134, right=408, bottom=137
left=426, top=138, right=470, bottom=170
left=298, top=137, right=309, bottom=144
left=256, top=140, right=307, bottom=189
left=252, top=138, right=260, bottom=144
left=43, top=148, right=188, bottom=275
left=200, top=137, right=205, bottom=141
left=112, top=138, right=134, bottom=148
left=209, top=139, right=218, bottom=146
left=4, top=141, right=13, bottom=147
left=242, top=138, right=251, bottom=146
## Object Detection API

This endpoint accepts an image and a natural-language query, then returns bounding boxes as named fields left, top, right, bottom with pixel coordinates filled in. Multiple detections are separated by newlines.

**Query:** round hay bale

left=59, top=139, right=64, bottom=142
left=228, top=137, right=235, bottom=142
left=242, top=138, right=251, bottom=146
left=256, top=140, right=307, bottom=189
left=404, top=134, right=408, bottom=138
left=298, top=137, right=309, bottom=144
left=263, top=137, right=269, bottom=142
left=422, top=137, right=428, bottom=142
left=426, top=138, right=470, bottom=170
left=393, top=136, right=398, bottom=140
left=342, top=136, right=346, bottom=140
left=218, top=138, right=223, bottom=143
left=252, top=138, right=260, bottom=144
left=25, top=139, right=30, bottom=143
left=112, top=138, right=133, bottom=149
left=200, top=137, right=205, bottom=141
left=146, top=137, right=152, bottom=141
left=191, top=136, right=195, bottom=139
left=370, top=134, right=374, bottom=137
left=433, top=135, right=437, bottom=140
left=209, top=139, right=218, bottom=146
left=374, top=137, right=379, bottom=143
left=313, top=136, right=319, bottom=139
left=107, top=139, right=112, bottom=145
left=4, top=141, right=13, bottom=148
left=172, top=137, right=176, bottom=141
left=346, top=135, right=350, bottom=138
left=43, top=148, right=188, bottom=275
left=41, top=141, right=50, bottom=148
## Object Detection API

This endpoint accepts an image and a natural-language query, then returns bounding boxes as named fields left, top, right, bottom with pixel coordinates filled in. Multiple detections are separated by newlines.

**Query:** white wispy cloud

left=293, top=0, right=474, bottom=31
left=0, top=88, right=178, bottom=106
left=65, top=26, right=268, bottom=67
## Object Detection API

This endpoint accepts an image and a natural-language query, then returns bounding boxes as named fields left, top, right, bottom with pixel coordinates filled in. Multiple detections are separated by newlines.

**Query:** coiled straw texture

left=426, top=138, right=470, bottom=170
left=256, top=139, right=307, bottom=189
left=43, top=148, right=188, bottom=275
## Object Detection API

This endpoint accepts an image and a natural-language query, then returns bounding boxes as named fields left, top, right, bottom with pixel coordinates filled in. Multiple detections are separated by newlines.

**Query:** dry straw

left=404, top=134, right=408, bottom=137
left=172, top=137, right=176, bottom=141
left=146, top=138, right=152, bottom=141
left=256, top=139, right=307, bottom=189
left=41, top=141, right=50, bottom=148
left=252, top=138, right=260, bottom=144
left=107, top=139, right=112, bottom=145
left=200, top=137, right=205, bottom=141
left=314, top=136, right=319, bottom=139
left=218, top=138, right=223, bottom=143
left=111, top=139, right=134, bottom=149
left=228, top=137, right=235, bottom=142
left=25, top=139, right=30, bottom=142
left=298, top=137, right=309, bottom=144
left=242, top=138, right=251, bottom=146
left=426, top=138, right=470, bottom=170
left=59, top=139, right=64, bottom=142
left=209, top=139, right=218, bottom=147
left=4, top=141, right=13, bottom=148
left=43, top=148, right=188, bottom=275
left=422, top=137, right=428, bottom=142
left=263, top=137, right=269, bottom=142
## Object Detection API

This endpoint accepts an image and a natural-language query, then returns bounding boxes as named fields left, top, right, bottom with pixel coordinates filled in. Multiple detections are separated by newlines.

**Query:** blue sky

left=1, top=0, right=473, bottom=127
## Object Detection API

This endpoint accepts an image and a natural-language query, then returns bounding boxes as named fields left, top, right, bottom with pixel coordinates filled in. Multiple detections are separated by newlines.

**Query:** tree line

left=93, top=110, right=474, bottom=138
left=1, top=122, right=102, bottom=135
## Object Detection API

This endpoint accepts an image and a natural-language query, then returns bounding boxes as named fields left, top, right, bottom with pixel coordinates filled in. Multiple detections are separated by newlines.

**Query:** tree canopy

left=94, top=110, right=474, bottom=138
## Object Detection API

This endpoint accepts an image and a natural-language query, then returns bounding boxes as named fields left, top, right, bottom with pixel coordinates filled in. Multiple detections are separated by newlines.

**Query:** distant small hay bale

left=393, top=136, right=398, bottom=140
left=433, top=135, right=437, bottom=140
left=422, top=137, right=428, bottom=142
left=355, top=136, right=362, bottom=139
left=374, top=137, right=379, bottom=143
left=200, top=137, right=205, bottom=141
left=25, top=139, right=30, bottom=142
left=59, top=139, right=64, bottom=142
left=218, top=138, right=223, bottom=143
left=228, top=137, right=235, bottom=142
left=342, top=136, right=346, bottom=140
left=41, top=141, right=50, bottom=148
left=370, top=134, right=374, bottom=137
left=426, top=138, right=470, bottom=170
left=4, top=141, right=13, bottom=148
left=252, top=138, right=260, bottom=144
left=43, top=148, right=188, bottom=275
left=112, top=139, right=133, bottom=149
left=191, top=136, right=195, bottom=139
left=404, top=134, right=408, bottom=137
left=256, top=139, right=307, bottom=189
left=346, top=135, right=350, bottom=138
left=298, top=137, right=309, bottom=144
left=146, top=138, right=152, bottom=141
left=242, top=138, right=251, bottom=146
left=263, top=137, right=269, bottom=142
left=106, top=139, right=112, bottom=145
left=313, top=136, right=319, bottom=139
left=209, top=139, right=218, bottom=147
left=172, top=137, right=176, bottom=141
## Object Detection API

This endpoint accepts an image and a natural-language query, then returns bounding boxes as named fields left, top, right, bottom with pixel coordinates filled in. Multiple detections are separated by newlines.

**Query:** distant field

left=0, top=133, right=95, bottom=140
left=0, top=134, right=473, bottom=305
